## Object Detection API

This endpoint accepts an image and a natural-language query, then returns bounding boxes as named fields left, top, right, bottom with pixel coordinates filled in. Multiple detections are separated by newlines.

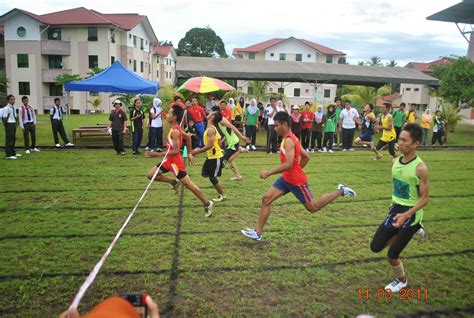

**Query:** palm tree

left=87, top=97, right=102, bottom=113
left=357, top=61, right=365, bottom=66
left=367, top=56, right=383, bottom=67
left=385, top=60, right=398, bottom=67
left=441, top=103, right=463, bottom=141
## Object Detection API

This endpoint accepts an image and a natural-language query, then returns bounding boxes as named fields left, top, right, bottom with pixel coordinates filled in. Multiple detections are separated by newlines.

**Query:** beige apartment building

left=151, top=44, right=177, bottom=86
left=0, top=7, right=159, bottom=114
left=233, top=37, right=346, bottom=106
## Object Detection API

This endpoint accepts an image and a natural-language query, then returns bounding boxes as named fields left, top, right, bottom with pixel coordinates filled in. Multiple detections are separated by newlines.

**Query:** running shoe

left=337, top=184, right=356, bottom=197
left=213, top=194, right=226, bottom=202
left=416, top=227, right=426, bottom=238
left=172, top=180, right=180, bottom=195
left=25, top=150, right=31, bottom=154
left=251, top=145, right=257, bottom=151
left=241, top=228, right=262, bottom=241
left=230, top=176, right=242, bottom=181
left=204, top=200, right=214, bottom=217
left=32, top=148, right=40, bottom=152
left=328, top=149, right=334, bottom=153
left=384, top=278, right=407, bottom=293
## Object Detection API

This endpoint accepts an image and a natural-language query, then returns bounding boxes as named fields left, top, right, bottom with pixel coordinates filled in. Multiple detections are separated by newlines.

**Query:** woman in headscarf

left=290, top=105, right=302, bottom=140
left=229, top=98, right=236, bottom=111
left=321, top=104, right=337, bottom=153
left=311, top=105, right=325, bottom=152
left=244, top=98, right=259, bottom=150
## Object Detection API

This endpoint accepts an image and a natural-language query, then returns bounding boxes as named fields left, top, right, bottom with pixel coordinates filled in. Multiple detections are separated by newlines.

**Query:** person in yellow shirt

left=232, top=97, right=245, bottom=128
left=192, top=109, right=226, bottom=202
left=372, top=103, right=397, bottom=160
left=406, top=104, right=417, bottom=124
left=420, top=109, right=432, bottom=146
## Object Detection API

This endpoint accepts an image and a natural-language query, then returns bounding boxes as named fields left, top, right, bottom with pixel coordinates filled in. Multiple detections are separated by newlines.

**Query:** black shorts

left=370, top=204, right=421, bottom=259
left=376, top=139, right=396, bottom=156
left=159, top=165, right=187, bottom=180
left=223, top=144, right=239, bottom=161
left=202, top=158, right=223, bottom=178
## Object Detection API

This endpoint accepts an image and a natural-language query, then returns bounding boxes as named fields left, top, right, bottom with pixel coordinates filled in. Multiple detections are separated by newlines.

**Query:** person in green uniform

left=334, top=97, right=343, bottom=146
left=321, top=104, right=337, bottom=153
left=244, top=98, right=260, bottom=150
left=370, top=123, right=429, bottom=293
left=393, top=102, right=407, bottom=143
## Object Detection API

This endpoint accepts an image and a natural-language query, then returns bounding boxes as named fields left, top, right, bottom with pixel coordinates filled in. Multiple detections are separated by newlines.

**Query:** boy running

left=241, top=112, right=356, bottom=241
left=355, top=103, right=376, bottom=149
left=145, top=105, right=214, bottom=217
left=372, top=103, right=397, bottom=160
left=370, top=123, right=429, bottom=292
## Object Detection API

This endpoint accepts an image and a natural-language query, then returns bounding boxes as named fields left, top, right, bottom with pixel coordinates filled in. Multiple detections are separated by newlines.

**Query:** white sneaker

left=416, top=227, right=426, bottom=238
left=65, top=143, right=74, bottom=147
left=337, top=184, right=356, bottom=197
left=349, top=148, right=354, bottom=151
left=15, top=154, right=22, bottom=157
left=328, top=149, right=334, bottom=153
left=342, top=149, right=347, bottom=152
left=25, top=150, right=31, bottom=154
left=319, top=147, right=327, bottom=153
left=212, top=194, right=227, bottom=202
left=145, top=147, right=151, bottom=151
left=32, top=148, right=40, bottom=152
left=251, top=145, right=256, bottom=151
left=241, top=228, right=262, bottom=241
left=310, top=149, right=315, bottom=153
left=246, top=145, right=250, bottom=151
left=204, top=200, right=214, bottom=217
left=385, top=278, right=408, bottom=293
left=55, top=143, right=61, bottom=148
left=6, top=156, right=17, bottom=160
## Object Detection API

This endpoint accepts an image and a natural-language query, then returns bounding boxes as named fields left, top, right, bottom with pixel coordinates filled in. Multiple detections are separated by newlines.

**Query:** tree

left=386, top=60, right=398, bottom=67
left=357, top=61, right=365, bottom=66
left=87, top=97, right=102, bottom=112
left=86, top=67, right=105, bottom=78
left=338, top=57, right=348, bottom=64
left=441, top=103, right=463, bottom=141
left=177, top=27, right=227, bottom=58
left=0, top=71, right=9, bottom=101
left=367, top=56, right=383, bottom=67
left=431, top=56, right=474, bottom=108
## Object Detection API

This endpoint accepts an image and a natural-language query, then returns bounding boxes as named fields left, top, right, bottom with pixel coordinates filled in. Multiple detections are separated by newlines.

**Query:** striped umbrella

left=177, top=76, right=235, bottom=94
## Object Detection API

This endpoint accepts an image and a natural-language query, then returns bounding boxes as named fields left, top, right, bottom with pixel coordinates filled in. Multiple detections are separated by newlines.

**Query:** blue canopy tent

left=63, top=61, right=160, bottom=137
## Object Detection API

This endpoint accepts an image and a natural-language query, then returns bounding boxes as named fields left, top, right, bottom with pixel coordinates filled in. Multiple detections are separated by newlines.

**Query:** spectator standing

left=311, top=105, right=325, bottom=152
left=50, top=97, right=74, bottom=148
left=205, top=94, right=217, bottom=113
left=266, top=97, right=278, bottom=154
left=170, top=94, right=185, bottom=109
left=431, top=110, right=444, bottom=145
left=2, top=95, right=20, bottom=159
left=393, top=102, right=407, bottom=142
left=339, top=100, right=360, bottom=151
left=334, top=97, right=343, bottom=145
left=189, top=97, right=206, bottom=148
left=145, top=97, right=164, bottom=152
left=130, top=98, right=145, bottom=155
left=232, top=97, right=244, bottom=128
left=406, top=104, right=417, bottom=124
left=290, top=105, right=302, bottom=140
left=321, top=104, right=337, bottom=153
left=108, top=99, right=128, bottom=155
left=244, top=98, right=259, bottom=150
left=420, top=109, right=432, bottom=146
left=19, top=96, right=39, bottom=154
left=301, top=102, right=314, bottom=152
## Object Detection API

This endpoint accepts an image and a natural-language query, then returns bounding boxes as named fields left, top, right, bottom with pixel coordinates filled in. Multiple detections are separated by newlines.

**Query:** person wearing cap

left=59, top=294, right=160, bottom=318
left=130, top=98, right=145, bottom=155
left=145, top=97, right=164, bottom=152
left=108, top=100, right=128, bottom=155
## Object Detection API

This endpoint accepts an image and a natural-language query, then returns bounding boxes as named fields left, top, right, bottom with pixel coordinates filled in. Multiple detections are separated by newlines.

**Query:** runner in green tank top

left=370, top=123, right=430, bottom=293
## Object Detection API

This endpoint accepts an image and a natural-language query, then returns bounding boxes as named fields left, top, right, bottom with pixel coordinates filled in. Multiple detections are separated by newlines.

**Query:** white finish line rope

left=70, top=109, right=187, bottom=310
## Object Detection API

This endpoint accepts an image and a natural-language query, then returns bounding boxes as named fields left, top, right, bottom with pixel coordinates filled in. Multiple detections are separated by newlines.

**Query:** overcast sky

left=1, top=0, right=469, bottom=65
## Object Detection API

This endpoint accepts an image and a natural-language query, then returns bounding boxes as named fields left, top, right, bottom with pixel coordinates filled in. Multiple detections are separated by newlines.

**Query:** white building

left=0, top=7, right=159, bottom=114
left=232, top=37, right=346, bottom=105
left=151, top=44, right=177, bottom=86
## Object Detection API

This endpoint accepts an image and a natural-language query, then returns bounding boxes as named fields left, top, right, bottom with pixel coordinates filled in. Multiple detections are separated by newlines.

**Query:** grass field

left=0, top=147, right=473, bottom=317
left=0, top=114, right=473, bottom=148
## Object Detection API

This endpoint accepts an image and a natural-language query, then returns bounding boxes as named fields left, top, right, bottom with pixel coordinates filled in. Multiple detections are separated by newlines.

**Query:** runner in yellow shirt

left=372, top=103, right=397, bottom=160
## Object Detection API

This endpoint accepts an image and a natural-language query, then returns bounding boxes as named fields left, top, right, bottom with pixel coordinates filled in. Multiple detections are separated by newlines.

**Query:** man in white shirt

left=339, top=100, right=360, bottom=151
left=145, top=97, right=164, bottom=152
left=50, top=97, right=74, bottom=148
left=19, top=96, right=39, bottom=154
left=266, top=97, right=278, bottom=154
left=2, top=95, right=21, bottom=159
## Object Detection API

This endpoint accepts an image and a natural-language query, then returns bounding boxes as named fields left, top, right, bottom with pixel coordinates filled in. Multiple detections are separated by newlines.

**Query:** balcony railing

left=42, top=69, right=71, bottom=83
left=41, top=40, right=71, bottom=56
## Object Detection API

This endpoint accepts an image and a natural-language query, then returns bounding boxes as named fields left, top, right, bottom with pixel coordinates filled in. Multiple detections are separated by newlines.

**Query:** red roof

left=233, top=37, right=345, bottom=56
left=11, top=7, right=144, bottom=30
left=405, top=58, right=451, bottom=73
left=154, top=45, right=173, bottom=57
left=376, top=93, right=401, bottom=107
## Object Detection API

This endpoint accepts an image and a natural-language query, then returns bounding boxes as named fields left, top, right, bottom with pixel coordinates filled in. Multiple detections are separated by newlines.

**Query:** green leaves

left=177, top=27, right=227, bottom=58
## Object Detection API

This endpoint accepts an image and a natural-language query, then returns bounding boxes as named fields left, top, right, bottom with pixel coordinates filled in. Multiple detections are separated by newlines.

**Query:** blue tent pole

left=66, top=91, right=69, bottom=140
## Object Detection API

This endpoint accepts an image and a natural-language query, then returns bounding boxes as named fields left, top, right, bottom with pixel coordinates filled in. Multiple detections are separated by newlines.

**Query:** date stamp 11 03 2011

left=356, top=288, right=429, bottom=301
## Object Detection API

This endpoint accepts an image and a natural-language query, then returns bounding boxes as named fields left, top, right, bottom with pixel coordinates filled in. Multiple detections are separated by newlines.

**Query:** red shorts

left=158, top=157, right=186, bottom=178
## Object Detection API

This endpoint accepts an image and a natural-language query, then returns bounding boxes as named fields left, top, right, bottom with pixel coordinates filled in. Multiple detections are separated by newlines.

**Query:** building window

left=279, top=53, right=286, bottom=61
left=129, top=34, right=132, bottom=39
left=49, top=83, right=63, bottom=96
left=157, top=70, right=159, bottom=77
left=88, top=55, right=98, bottom=69
left=324, top=89, right=331, bottom=98
left=278, top=87, right=284, bottom=94
left=110, top=29, right=115, bottom=43
left=17, top=26, right=27, bottom=38
left=249, top=52, right=256, bottom=59
left=133, top=35, right=137, bottom=47
left=140, top=38, right=144, bottom=50
left=269, top=88, right=273, bottom=92
left=157, top=57, right=159, bottom=63
left=17, top=54, right=29, bottom=68
left=307, top=54, right=311, bottom=58
left=270, top=53, right=274, bottom=57
left=414, top=88, right=420, bottom=92
left=406, top=88, right=411, bottom=91
left=111, top=56, right=115, bottom=64
left=19, top=82, right=30, bottom=95
left=248, top=87, right=253, bottom=94
left=48, top=28, right=61, bottom=40
left=88, top=27, right=98, bottom=41
left=140, top=61, right=144, bottom=72
left=48, top=55, right=62, bottom=69
left=129, top=59, right=132, bottom=65
left=294, top=88, right=301, bottom=97
left=326, top=55, right=333, bottom=63
left=133, top=60, right=137, bottom=72
left=305, top=89, right=309, bottom=94
left=296, top=54, right=302, bottom=62
left=90, top=92, right=99, bottom=96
